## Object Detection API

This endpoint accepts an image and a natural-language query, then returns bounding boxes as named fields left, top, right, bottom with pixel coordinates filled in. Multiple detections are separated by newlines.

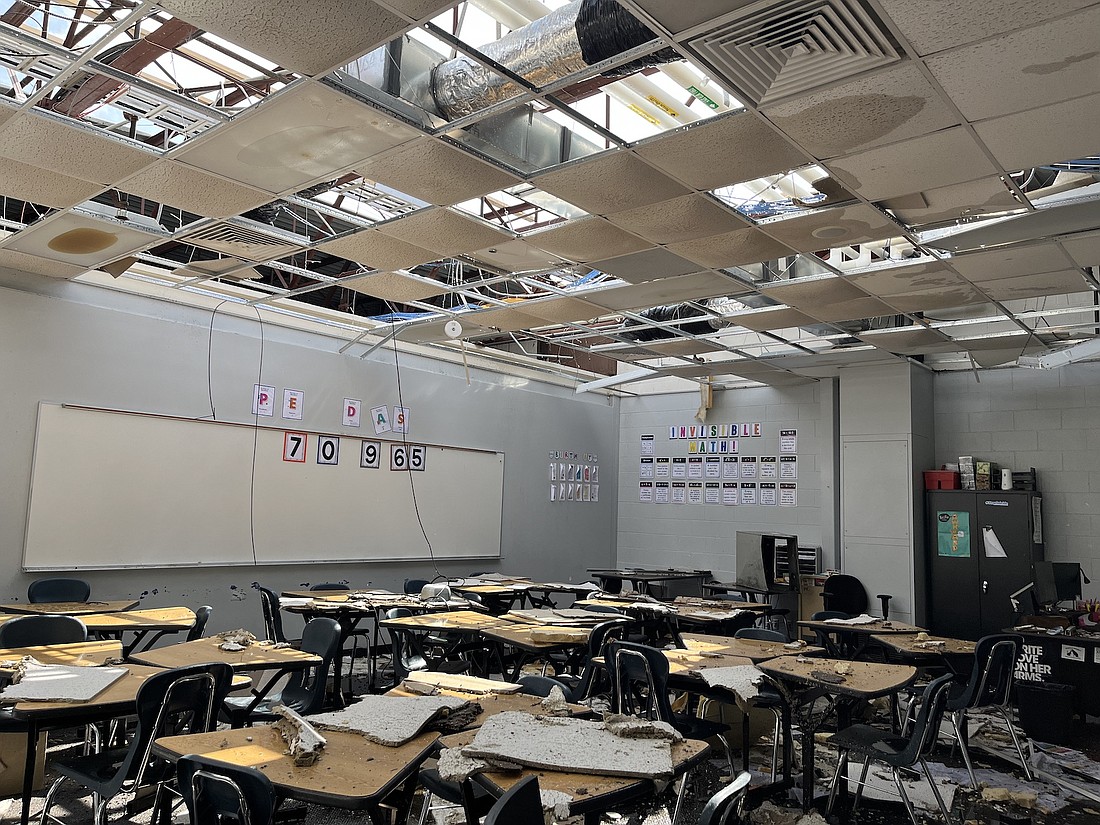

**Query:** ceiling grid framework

left=0, top=0, right=1093, bottom=391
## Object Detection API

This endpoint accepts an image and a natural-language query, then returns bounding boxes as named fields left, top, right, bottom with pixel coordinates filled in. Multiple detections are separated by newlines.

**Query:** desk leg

left=801, top=723, right=815, bottom=813
left=21, top=723, right=38, bottom=825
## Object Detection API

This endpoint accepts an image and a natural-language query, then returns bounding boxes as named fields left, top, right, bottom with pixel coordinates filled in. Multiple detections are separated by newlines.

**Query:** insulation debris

left=436, top=747, right=490, bottom=783
left=271, top=704, right=326, bottom=767
left=749, top=802, right=828, bottom=825
left=541, top=788, right=574, bottom=820
left=603, top=714, right=682, bottom=742
left=214, top=629, right=257, bottom=650
left=0, top=656, right=31, bottom=684
left=540, top=685, right=571, bottom=716
left=697, top=665, right=765, bottom=704
left=308, top=694, right=470, bottom=746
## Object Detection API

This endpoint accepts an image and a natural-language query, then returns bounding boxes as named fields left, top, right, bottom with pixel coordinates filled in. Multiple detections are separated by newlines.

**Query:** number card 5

left=390, top=443, right=427, bottom=471
left=283, top=432, right=307, bottom=463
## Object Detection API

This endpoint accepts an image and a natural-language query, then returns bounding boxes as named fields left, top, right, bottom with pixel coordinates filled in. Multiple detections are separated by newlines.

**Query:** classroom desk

left=796, top=617, right=924, bottom=658
left=153, top=725, right=439, bottom=825
left=479, top=623, right=592, bottom=680
left=0, top=599, right=139, bottom=616
left=441, top=729, right=711, bottom=825
left=380, top=611, right=514, bottom=678
left=587, top=568, right=712, bottom=597
left=759, top=657, right=917, bottom=812
left=82, top=606, right=197, bottom=655
left=386, top=677, right=593, bottom=721
left=680, top=633, right=825, bottom=663
left=1005, top=628, right=1100, bottom=718
left=0, top=639, right=123, bottom=671
left=7, top=663, right=162, bottom=825
left=703, top=581, right=794, bottom=601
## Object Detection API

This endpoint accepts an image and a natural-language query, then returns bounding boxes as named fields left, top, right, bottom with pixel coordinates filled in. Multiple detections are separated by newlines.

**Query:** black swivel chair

left=176, top=755, right=276, bottom=825
left=820, top=574, right=869, bottom=617
left=27, top=577, right=91, bottom=604
left=0, top=614, right=87, bottom=647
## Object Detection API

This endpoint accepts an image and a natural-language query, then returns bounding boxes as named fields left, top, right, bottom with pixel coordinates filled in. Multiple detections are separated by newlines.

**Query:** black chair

left=186, top=606, right=212, bottom=642
left=310, top=583, right=349, bottom=591
left=404, top=578, right=429, bottom=596
left=176, top=754, right=276, bottom=825
left=698, top=770, right=752, bottom=825
left=41, top=662, right=234, bottom=825
left=257, top=585, right=293, bottom=645
left=809, top=610, right=850, bottom=657
left=516, top=674, right=571, bottom=697
left=27, top=577, right=91, bottom=604
left=222, top=617, right=341, bottom=727
left=732, top=628, right=786, bottom=778
left=484, top=775, right=541, bottom=825
left=945, top=633, right=1031, bottom=786
left=0, top=614, right=87, bottom=647
left=555, top=618, right=629, bottom=702
left=820, top=574, right=869, bottom=616
left=825, top=674, right=954, bottom=825
left=386, top=608, right=471, bottom=683
left=308, top=584, right=371, bottom=697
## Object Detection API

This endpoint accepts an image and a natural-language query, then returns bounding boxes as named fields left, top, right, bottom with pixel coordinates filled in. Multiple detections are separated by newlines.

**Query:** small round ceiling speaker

left=444, top=320, right=463, bottom=339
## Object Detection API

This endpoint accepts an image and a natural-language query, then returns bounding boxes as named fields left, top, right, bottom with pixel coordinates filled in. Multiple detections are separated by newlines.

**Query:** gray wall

left=616, top=380, right=834, bottom=578
left=934, top=364, right=1100, bottom=600
left=0, top=274, right=619, bottom=634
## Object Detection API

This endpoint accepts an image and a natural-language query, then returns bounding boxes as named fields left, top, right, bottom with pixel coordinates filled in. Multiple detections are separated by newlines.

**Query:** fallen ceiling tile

left=532, top=152, right=690, bottom=215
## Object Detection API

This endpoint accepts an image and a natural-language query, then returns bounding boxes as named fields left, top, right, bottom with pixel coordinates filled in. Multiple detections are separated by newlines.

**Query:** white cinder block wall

left=933, top=364, right=1100, bottom=601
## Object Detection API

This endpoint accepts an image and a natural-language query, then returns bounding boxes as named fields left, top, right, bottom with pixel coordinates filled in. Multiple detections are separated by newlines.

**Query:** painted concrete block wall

left=933, top=363, right=1100, bottom=600
left=616, top=380, right=834, bottom=579
left=0, top=273, right=619, bottom=634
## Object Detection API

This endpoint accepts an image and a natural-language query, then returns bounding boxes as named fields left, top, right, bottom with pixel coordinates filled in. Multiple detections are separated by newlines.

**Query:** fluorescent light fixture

left=575, top=367, right=655, bottom=394
left=1017, top=337, right=1100, bottom=369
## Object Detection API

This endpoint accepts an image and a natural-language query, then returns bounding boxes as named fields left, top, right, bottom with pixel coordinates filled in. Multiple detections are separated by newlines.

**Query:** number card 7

left=283, top=432, right=307, bottom=463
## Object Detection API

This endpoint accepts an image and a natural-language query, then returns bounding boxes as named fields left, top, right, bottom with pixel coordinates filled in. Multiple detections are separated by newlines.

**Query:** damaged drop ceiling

left=0, top=0, right=1097, bottom=393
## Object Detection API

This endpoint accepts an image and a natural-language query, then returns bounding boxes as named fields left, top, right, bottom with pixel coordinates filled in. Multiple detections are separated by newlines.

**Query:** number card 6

left=390, top=443, right=408, bottom=471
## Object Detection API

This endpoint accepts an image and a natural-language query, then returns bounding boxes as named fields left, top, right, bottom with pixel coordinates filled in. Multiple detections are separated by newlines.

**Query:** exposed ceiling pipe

left=430, top=0, right=679, bottom=119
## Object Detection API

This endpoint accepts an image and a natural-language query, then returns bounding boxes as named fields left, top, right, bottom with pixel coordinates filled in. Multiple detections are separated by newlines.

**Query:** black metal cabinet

left=926, top=490, right=1043, bottom=640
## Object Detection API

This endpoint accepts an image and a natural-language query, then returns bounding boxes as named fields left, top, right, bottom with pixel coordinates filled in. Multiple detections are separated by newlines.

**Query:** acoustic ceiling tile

left=0, top=104, right=14, bottom=128
left=859, top=326, right=957, bottom=355
left=606, top=194, right=750, bottom=245
left=846, top=261, right=965, bottom=296
left=315, top=228, right=438, bottom=271
left=526, top=218, right=652, bottom=263
left=465, top=305, right=546, bottom=332
left=825, top=128, right=997, bottom=203
left=764, top=64, right=960, bottom=159
left=808, top=296, right=898, bottom=323
left=375, top=208, right=512, bottom=257
left=175, top=83, right=420, bottom=194
left=759, top=203, right=902, bottom=252
left=2, top=211, right=162, bottom=269
left=0, top=248, right=86, bottom=279
left=979, top=270, right=1091, bottom=302
left=0, top=114, right=156, bottom=185
left=356, top=138, right=521, bottom=206
left=519, top=297, right=604, bottom=325
left=376, top=0, right=459, bottom=18
left=1061, top=233, right=1100, bottom=269
left=667, top=227, right=797, bottom=269
left=627, top=0, right=745, bottom=34
left=399, top=317, right=490, bottom=343
left=0, top=156, right=104, bottom=209
left=157, top=0, right=408, bottom=76
left=761, top=276, right=895, bottom=322
left=926, top=7, right=1100, bottom=120
left=585, top=271, right=752, bottom=312
left=643, top=338, right=727, bottom=356
left=882, top=177, right=1021, bottom=227
left=590, top=247, right=701, bottom=284
left=634, top=111, right=807, bottom=190
left=339, top=270, right=449, bottom=302
left=950, top=243, right=1077, bottom=282
left=725, top=306, right=818, bottom=332
left=120, top=160, right=272, bottom=218
left=876, top=0, right=1096, bottom=56
left=879, top=284, right=990, bottom=313
left=466, top=239, right=567, bottom=273
left=973, top=93, right=1100, bottom=172
left=532, top=152, right=690, bottom=215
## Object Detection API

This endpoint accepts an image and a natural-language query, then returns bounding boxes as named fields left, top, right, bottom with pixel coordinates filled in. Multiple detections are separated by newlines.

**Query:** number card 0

left=360, top=440, right=381, bottom=469
left=317, top=435, right=339, bottom=465
left=283, top=432, right=307, bottom=463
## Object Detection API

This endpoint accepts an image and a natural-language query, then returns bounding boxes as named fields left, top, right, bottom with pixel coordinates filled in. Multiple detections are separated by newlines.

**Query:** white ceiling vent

left=685, top=0, right=902, bottom=107
left=179, top=217, right=308, bottom=262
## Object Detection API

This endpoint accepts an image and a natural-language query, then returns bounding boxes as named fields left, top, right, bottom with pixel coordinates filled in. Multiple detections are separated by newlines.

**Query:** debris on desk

left=540, top=685, right=571, bottom=716
left=540, top=788, right=575, bottom=820
left=0, top=656, right=31, bottom=683
left=436, top=746, right=490, bottom=782
left=783, top=640, right=807, bottom=650
left=271, top=704, right=326, bottom=767
left=603, top=714, right=682, bottom=742
left=214, top=629, right=257, bottom=650
left=0, top=661, right=127, bottom=702
left=809, top=670, right=846, bottom=685
left=834, top=662, right=852, bottom=676
left=308, top=694, right=471, bottom=746
left=698, top=665, right=765, bottom=703
left=401, top=679, right=438, bottom=696
left=748, top=801, right=827, bottom=825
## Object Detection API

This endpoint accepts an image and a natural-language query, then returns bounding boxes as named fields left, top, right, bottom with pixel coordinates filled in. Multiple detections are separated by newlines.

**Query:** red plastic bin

left=923, top=470, right=960, bottom=490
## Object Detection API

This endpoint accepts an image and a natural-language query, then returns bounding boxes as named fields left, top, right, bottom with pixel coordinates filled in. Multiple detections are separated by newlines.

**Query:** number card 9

left=360, top=440, right=381, bottom=469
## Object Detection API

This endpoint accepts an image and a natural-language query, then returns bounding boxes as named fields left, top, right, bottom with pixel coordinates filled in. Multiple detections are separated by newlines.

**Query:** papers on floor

left=307, top=694, right=471, bottom=746
left=822, top=614, right=880, bottom=625
left=0, top=662, right=127, bottom=703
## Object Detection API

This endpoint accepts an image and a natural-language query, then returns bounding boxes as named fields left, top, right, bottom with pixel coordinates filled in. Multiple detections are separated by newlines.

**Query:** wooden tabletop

left=6, top=663, right=163, bottom=719
left=385, top=685, right=589, bottom=722
left=0, top=599, right=139, bottom=616
left=759, top=657, right=917, bottom=699
left=378, top=610, right=511, bottom=633
left=871, top=633, right=977, bottom=656
left=0, top=640, right=123, bottom=673
left=80, top=606, right=196, bottom=631
left=797, top=618, right=925, bottom=635
left=128, top=638, right=320, bottom=672
left=663, top=649, right=755, bottom=675
left=281, top=589, right=394, bottom=600
left=480, top=624, right=591, bottom=652
left=394, top=672, right=521, bottom=695
left=153, top=724, right=439, bottom=810
left=587, top=569, right=711, bottom=582
left=680, top=634, right=825, bottom=663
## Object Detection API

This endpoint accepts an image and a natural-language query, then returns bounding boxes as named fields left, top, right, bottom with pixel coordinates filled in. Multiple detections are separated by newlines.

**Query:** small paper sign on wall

left=392, top=406, right=410, bottom=434
left=371, top=406, right=391, bottom=434
left=283, top=432, right=307, bottom=463
left=282, top=389, right=304, bottom=420
left=343, top=399, right=361, bottom=428
left=253, top=384, right=275, bottom=417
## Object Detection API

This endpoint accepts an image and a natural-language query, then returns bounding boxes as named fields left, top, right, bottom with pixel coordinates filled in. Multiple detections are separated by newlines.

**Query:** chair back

left=310, top=583, right=349, bottom=591
left=950, top=634, right=1022, bottom=711
left=404, top=578, right=429, bottom=596
left=601, top=576, right=623, bottom=595
left=27, top=577, right=90, bottom=604
left=116, top=663, right=234, bottom=797
left=734, top=627, right=786, bottom=642
left=484, top=775, right=542, bottom=825
left=821, top=574, right=868, bottom=616
left=516, top=675, right=570, bottom=698
left=177, top=754, right=276, bottom=825
left=605, top=639, right=674, bottom=722
left=0, top=614, right=87, bottom=647
left=699, top=770, right=752, bottom=825
left=811, top=611, right=849, bottom=621
left=257, top=586, right=286, bottom=643
left=892, top=674, right=955, bottom=766
left=386, top=608, right=428, bottom=680
left=279, top=617, right=340, bottom=714
left=186, top=606, right=213, bottom=642
left=569, top=618, right=629, bottom=700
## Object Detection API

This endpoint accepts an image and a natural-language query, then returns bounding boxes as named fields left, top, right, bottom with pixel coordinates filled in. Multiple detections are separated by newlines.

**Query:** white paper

left=392, top=406, right=410, bottom=434
left=370, top=405, right=391, bottom=434
left=640, top=435, right=655, bottom=456
left=342, top=398, right=361, bottom=428
left=252, top=384, right=275, bottom=417
left=282, top=389, right=304, bottom=420
left=780, top=429, right=797, bottom=452
left=982, top=526, right=1008, bottom=558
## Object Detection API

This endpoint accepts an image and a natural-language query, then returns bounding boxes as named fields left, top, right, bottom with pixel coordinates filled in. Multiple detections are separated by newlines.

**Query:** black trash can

left=1016, top=681, right=1076, bottom=745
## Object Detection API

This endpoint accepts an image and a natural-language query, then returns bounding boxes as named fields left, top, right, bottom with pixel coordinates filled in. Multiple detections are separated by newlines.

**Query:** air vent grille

left=181, top=219, right=308, bottom=261
left=686, top=0, right=902, bottom=106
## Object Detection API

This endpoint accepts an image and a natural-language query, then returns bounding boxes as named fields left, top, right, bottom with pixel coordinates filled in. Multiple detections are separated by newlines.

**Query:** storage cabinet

left=926, top=490, right=1043, bottom=640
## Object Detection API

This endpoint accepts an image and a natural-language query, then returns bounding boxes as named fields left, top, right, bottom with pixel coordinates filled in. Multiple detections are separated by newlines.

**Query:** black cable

left=248, top=306, right=265, bottom=566
left=386, top=309, right=442, bottom=579
left=203, top=299, right=230, bottom=420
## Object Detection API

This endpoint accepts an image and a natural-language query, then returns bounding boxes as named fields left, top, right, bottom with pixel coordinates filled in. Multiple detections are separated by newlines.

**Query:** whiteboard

left=23, top=404, right=504, bottom=570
